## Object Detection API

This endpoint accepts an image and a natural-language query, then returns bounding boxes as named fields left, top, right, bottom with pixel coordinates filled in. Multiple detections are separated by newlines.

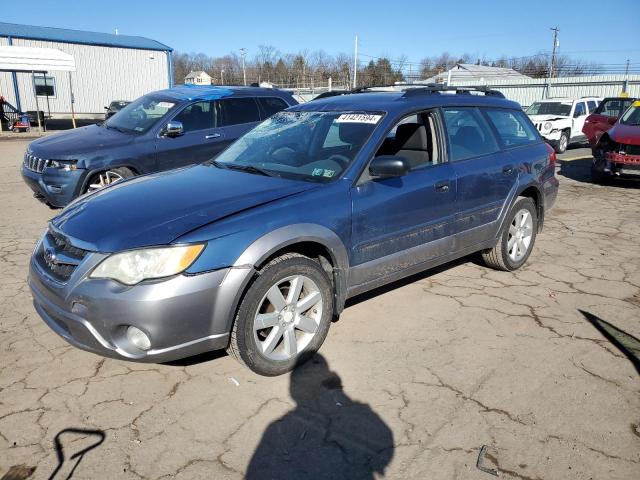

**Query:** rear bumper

left=29, top=245, right=254, bottom=363
left=21, top=165, right=86, bottom=207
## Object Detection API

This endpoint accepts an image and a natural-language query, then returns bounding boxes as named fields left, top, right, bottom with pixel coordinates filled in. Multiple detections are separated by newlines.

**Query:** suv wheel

left=227, top=253, right=333, bottom=376
left=482, top=197, right=537, bottom=271
left=554, top=131, right=569, bottom=154
left=85, top=167, right=133, bottom=193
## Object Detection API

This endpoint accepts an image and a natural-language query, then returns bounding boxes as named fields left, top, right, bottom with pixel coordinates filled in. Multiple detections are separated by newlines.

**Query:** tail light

left=545, top=142, right=556, bottom=169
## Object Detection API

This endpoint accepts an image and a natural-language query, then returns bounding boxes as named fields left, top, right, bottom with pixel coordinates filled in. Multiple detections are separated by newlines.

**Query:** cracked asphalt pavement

left=1, top=140, right=639, bottom=479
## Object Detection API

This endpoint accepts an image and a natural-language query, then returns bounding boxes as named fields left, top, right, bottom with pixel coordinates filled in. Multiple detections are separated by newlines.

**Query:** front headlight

left=90, top=244, right=205, bottom=285
left=543, top=122, right=552, bottom=131
left=49, top=159, right=78, bottom=171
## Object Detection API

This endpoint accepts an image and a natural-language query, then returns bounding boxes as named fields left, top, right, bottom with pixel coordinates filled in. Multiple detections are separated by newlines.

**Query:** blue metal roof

left=0, top=22, right=172, bottom=52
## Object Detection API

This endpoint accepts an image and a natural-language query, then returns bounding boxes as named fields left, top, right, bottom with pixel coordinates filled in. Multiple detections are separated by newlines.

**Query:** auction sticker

left=336, top=113, right=382, bottom=124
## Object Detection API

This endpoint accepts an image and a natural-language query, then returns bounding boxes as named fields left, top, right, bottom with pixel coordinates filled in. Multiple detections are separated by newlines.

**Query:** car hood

left=608, top=123, right=640, bottom=146
left=528, top=114, right=569, bottom=122
left=28, top=124, right=134, bottom=159
left=52, top=165, right=318, bottom=252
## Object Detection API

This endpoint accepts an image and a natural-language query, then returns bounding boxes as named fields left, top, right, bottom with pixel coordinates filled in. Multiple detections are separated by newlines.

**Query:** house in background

left=0, top=22, right=172, bottom=119
left=419, top=63, right=529, bottom=85
left=184, top=70, right=212, bottom=85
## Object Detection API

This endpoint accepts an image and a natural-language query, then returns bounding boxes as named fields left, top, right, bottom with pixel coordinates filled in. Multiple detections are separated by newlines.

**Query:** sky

left=2, top=0, right=639, bottom=69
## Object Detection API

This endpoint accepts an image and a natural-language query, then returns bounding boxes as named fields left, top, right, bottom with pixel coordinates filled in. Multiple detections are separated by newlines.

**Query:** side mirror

left=573, top=110, right=583, bottom=118
left=164, top=121, right=184, bottom=137
left=369, top=155, right=410, bottom=179
left=104, top=106, right=108, bottom=109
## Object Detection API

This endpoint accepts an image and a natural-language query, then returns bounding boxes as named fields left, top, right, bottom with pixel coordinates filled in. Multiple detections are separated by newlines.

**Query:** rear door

left=155, top=100, right=226, bottom=170
left=443, top=107, right=518, bottom=250
left=215, top=97, right=262, bottom=149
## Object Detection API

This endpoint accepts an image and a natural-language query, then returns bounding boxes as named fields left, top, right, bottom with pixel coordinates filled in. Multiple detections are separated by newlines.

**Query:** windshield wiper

left=104, top=123, right=129, bottom=134
left=218, top=163, right=273, bottom=177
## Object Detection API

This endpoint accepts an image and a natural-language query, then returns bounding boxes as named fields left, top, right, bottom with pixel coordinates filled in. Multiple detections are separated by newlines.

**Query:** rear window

left=258, top=97, right=289, bottom=118
left=443, top=108, right=499, bottom=161
left=219, top=97, right=261, bottom=126
left=484, top=109, right=539, bottom=147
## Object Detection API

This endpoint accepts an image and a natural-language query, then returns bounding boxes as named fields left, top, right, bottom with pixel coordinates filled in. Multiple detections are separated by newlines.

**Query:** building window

left=34, top=75, right=56, bottom=97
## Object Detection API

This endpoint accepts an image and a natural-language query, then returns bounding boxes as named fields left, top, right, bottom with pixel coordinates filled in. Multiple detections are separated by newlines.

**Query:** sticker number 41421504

left=336, top=113, right=382, bottom=124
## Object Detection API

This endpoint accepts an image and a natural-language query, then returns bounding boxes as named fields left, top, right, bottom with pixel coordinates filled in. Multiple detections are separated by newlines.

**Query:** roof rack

left=402, top=84, right=505, bottom=98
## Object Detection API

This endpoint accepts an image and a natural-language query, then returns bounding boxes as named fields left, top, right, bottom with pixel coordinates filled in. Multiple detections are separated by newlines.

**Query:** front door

left=156, top=100, right=227, bottom=171
left=571, top=101, right=588, bottom=140
left=349, top=110, right=457, bottom=288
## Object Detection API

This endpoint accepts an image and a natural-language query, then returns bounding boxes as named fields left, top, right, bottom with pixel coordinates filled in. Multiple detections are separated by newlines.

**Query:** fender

left=494, top=181, right=543, bottom=241
left=233, top=223, right=350, bottom=313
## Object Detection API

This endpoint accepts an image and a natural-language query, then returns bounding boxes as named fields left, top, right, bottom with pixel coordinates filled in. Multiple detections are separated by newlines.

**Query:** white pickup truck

left=526, top=97, right=601, bottom=153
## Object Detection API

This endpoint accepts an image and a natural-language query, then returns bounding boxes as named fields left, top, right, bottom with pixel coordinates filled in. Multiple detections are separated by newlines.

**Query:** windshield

left=104, top=95, right=178, bottom=134
left=526, top=102, right=572, bottom=116
left=594, top=98, right=634, bottom=117
left=619, top=102, right=640, bottom=126
left=209, top=111, right=383, bottom=182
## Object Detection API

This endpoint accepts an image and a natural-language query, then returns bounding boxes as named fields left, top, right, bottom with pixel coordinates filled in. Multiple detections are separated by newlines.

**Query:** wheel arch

left=80, top=163, right=140, bottom=193
left=517, top=184, right=544, bottom=232
left=233, top=224, right=350, bottom=314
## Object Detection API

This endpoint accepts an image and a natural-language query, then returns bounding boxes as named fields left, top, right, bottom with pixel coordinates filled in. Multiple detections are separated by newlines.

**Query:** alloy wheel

left=87, top=170, right=125, bottom=192
left=507, top=208, right=533, bottom=262
left=253, top=275, right=323, bottom=361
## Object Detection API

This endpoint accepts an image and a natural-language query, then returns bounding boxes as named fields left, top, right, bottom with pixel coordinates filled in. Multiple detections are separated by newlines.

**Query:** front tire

left=554, top=131, right=569, bottom=154
left=482, top=197, right=538, bottom=271
left=227, top=253, right=334, bottom=376
left=85, top=167, right=134, bottom=193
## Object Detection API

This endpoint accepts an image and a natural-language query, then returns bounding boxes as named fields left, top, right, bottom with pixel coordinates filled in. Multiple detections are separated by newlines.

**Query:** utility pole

left=221, top=69, right=225, bottom=85
left=353, top=35, right=358, bottom=89
left=240, top=48, right=247, bottom=86
left=625, top=59, right=630, bottom=76
left=546, top=26, right=560, bottom=98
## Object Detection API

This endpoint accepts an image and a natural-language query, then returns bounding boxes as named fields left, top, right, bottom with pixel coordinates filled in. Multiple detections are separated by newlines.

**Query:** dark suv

left=29, top=86, right=558, bottom=375
left=21, top=85, right=297, bottom=207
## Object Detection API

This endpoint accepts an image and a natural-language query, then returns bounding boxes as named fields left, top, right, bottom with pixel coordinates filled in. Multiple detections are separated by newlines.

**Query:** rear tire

left=227, top=253, right=334, bottom=376
left=482, top=197, right=538, bottom=271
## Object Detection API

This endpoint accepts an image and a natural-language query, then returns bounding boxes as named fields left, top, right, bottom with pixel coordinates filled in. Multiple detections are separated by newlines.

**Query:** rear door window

left=443, top=108, right=499, bottom=161
left=484, top=109, right=539, bottom=147
left=258, top=97, right=289, bottom=119
left=219, top=97, right=261, bottom=126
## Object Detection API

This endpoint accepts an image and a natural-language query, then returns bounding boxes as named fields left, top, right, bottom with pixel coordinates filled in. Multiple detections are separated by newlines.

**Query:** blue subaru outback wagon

left=29, top=86, right=558, bottom=375
left=21, top=85, right=296, bottom=207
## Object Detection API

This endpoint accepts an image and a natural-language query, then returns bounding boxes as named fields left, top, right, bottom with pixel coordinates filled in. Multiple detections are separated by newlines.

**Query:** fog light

left=126, top=326, right=151, bottom=351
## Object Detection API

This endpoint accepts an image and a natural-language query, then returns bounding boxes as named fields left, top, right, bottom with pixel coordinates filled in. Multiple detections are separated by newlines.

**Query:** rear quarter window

left=484, top=109, right=539, bottom=147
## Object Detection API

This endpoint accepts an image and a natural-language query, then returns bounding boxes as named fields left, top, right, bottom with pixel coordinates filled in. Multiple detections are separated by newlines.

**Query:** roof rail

left=402, top=85, right=505, bottom=99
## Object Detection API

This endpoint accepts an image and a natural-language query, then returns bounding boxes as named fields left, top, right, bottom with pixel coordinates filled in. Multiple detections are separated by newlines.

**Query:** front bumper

left=21, top=165, right=86, bottom=207
left=601, top=152, right=640, bottom=177
left=540, top=130, right=562, bottom=143
left=29, top=242, right=254, bottom=363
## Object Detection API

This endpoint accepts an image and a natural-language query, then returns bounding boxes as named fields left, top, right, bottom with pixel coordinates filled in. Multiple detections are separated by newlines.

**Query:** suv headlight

left=543, top=122, right=552, bottom=131
left=90, top=244, right=205, bottom=285
left=49, top=159, right=78, bottom=171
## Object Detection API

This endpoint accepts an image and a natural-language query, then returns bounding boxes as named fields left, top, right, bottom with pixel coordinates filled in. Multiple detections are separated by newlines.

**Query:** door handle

left=435, top=181, right=450, bottom=193
left=205, top=133, right=221, bottom=139
left=502, top=165, right=514, bottom=175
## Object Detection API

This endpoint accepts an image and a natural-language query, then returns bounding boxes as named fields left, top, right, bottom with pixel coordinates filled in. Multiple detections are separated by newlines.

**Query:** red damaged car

left=583, top=96, right=637, bottom=147
left=591, top=100, right=640, bottom=183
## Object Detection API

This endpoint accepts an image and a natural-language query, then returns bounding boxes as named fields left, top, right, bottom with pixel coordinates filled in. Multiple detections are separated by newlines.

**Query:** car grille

left=35, top=228, right=88, bottom=282
left=535, top=123, right=543, bottom=131
left=24, top=152, right=52, bottom=173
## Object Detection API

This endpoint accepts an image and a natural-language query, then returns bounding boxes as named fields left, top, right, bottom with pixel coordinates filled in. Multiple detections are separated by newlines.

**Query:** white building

left=184, top=70, right=212, bottom=85
left=420, top=63, right=529, bottom=85
left=0, top=22, right=173, bottom=118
